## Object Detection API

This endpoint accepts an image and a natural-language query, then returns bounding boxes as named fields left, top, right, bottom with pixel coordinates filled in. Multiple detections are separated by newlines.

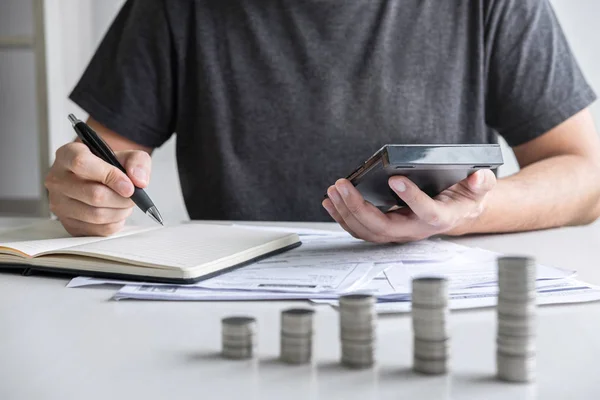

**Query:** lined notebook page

left=0, top=220, right=157, bottom=257
left=55, top=224, right=297, bottom=269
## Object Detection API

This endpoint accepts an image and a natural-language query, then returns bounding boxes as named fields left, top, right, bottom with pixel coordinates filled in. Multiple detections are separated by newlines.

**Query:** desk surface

left=1, top=218, right=600, bottom=400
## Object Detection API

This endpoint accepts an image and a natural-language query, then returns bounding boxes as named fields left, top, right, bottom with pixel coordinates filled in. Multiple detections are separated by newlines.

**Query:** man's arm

left=452, top=108, right=600, bottom=235
left=323, top=108, right=600, bottom=243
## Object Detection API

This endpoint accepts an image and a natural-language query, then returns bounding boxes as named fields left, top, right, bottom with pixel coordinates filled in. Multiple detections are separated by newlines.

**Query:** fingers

left=388, top=176, right=447, bottom=228
left=325, top=171, right=497, bottom=243
left=325, top=180, right=397, bottom=243
left=49, top=192, right=133, bottom=225
left=46, top=169, right=133, bottom=209
left=466, top=169, right=497, bottom=196
left=55, top=143, right=134, bottom=197
left=118, top=150, right=152, bottom=189
left=322, top=198, right=359, bottom=239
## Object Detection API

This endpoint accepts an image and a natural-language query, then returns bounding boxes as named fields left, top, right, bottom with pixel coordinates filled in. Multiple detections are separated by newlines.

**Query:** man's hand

left=45, top=142, right=152, bottom=237
left=322, top=170, right=497, bottom=243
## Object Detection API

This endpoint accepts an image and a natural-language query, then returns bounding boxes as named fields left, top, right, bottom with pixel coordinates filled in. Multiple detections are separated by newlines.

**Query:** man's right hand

left=45, top=142, right=152, bottom=237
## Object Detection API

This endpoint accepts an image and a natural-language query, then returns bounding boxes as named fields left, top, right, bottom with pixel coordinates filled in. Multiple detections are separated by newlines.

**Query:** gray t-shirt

left=70, top=0, right=596, bottom=222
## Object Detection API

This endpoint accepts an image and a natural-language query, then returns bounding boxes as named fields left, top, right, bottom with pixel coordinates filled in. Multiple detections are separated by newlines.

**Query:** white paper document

left=263, top=235, right=469, bottom=263
left=370, top=279, right=600, bottom=314
left=198, top=261, right=383, bottom=293
left=65, top=226, right=599, bottom=313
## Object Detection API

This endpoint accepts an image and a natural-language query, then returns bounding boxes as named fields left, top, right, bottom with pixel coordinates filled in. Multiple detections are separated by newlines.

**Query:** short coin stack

left=496, top=256, right=537, bottom=383
left=280, top=308, right=315, bottom=364
left=411, top=277, right=450, bottom=375
left=221, top=316, right=257, bottom=360
left=339, top=294, right=376, bottom=369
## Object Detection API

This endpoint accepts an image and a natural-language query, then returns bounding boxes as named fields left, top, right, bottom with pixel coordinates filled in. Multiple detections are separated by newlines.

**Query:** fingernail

left=328, top=187, right=341, bottom=202
left=337, top=183, right=349, bottom=198
left=117, top=180, right=133, bottom=195
left=472, top=171, right=483, bottom=188
left=392, top=180, right=406, bottom=193
left=132, top=167, right=148, bottom=183
left=322, top=202, right=333, bottom=214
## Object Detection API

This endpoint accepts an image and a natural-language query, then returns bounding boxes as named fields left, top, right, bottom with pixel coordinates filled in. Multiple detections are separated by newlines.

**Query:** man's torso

left=169, top=0, right=494, bottom=221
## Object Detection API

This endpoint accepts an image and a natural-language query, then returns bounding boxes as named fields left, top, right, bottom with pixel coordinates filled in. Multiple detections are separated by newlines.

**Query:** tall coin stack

left=496, top=256, right=537, bottom=383
left=339, top=294, right=376, bottom=369
left=221, top=316, right=257, bottom=360
left=411, top=277, right=450, bottom=375
left=280, top=308, right=315, bottom=364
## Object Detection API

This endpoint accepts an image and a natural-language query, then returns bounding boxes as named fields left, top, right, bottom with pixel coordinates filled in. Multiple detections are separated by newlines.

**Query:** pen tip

left=146, top=207, right=164, bottom=226
left=68, top=114, right=79, bottom=126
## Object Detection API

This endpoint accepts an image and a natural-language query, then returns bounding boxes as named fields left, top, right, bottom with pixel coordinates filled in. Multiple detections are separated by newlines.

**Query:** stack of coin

left=411, top=277, right=450, bottom=375
left=280, top=308, right=315, bottom=364
left=221, top=316, right=257, bottom=360
left=496, top=256, right=537, bottom=383
left=339, top=294, right=376, bottom=369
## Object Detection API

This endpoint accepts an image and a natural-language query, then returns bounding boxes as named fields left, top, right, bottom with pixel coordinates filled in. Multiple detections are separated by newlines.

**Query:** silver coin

left=222, top=336, right=255, bottom=348
left=497, top=278, right=536, bottom=288
left=280, top=324, right=314, bottom=336
left=413, top=356, right=448, bottom=375
left=412, top=277, right=448, bottom=290
left=497, top=343, right=536, bottom=357
left=222, top=346, right=255, bottom=360
left=496, top=336, right=536, bottom=356
left=222, top=316, right=257, bottom=336
left=496, top=335, right=535, bottom=346
left=340, top=319, right=377, bottom=330
left=341, top=340, right=375, bottom=351
left=497, top=300, right=536, bottom=317
left=339, top=314, right=376, bottom=326
left=339, top=317, right=376, bottom=329
left=341, top=331, right=376, bottom=342
left=339, top=309, right=376, bottom=318
left=411, top=297, right=448, bottom=308
left=281, top=308, right=315, bottom=333
left=498, top=272, right=536, bottom=282
left=412, top=277, right=448, bottom=296
left=341, top=351, right=374, bottom=361
left=281, top=335, right=312, bottom=347
left=497, top=317, right=537, bottom=337
left=497, top=313, right=537, bottom=327
left=497, top=256, right=536, bottom=268
left=498, top=293, right=537, bottom=304
left=341, top=351, right=374, bottom=359
left=413, top=339, right=450, bottom=360
left=281, top=351, right=311, bottom=364
left=341, top=358, right=374, bottom=369
left=413, top=320, right=448, bottom=334
left=412, top=306, right=449, bottom=321
left=496, top=351, right=536, bottom=383
left=281, top=344, right=312, bottom=353
left=340, top=322, right=376, bottom=331
left=339, top=294, right=376, bottom=308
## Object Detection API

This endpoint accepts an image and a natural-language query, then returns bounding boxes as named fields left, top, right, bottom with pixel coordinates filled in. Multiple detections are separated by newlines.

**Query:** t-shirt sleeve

left=485, top=0, right=597, bottom=147
left=69, top=0, right=175, bottom=149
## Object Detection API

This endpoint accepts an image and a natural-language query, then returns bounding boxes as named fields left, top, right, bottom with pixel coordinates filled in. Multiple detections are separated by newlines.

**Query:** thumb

left=117, top=150, right=152, bottom=189
left=466, top=169, right=496, bottom=195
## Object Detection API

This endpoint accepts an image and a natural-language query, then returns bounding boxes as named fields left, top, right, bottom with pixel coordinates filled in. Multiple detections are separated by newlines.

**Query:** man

left=45, top=0, right=600, bottom=243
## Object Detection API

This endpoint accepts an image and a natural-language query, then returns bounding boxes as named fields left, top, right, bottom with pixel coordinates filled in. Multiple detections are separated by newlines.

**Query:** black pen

left=68, top=114, right=164, bottom=226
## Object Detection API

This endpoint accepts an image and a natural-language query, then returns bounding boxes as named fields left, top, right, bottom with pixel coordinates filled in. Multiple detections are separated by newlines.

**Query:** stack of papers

left=67, top=225, right=600, bottom=313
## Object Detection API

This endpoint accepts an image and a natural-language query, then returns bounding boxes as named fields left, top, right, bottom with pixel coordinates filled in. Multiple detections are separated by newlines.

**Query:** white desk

left=1, top=218, right=600, bottom=400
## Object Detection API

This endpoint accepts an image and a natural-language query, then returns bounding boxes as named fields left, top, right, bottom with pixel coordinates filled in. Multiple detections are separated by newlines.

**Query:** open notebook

left=0, top=220, right=301, bottom=283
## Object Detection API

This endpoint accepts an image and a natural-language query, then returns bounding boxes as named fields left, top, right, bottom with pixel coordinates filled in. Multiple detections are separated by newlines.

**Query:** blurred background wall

left=0, top=0, right=599, bottom=223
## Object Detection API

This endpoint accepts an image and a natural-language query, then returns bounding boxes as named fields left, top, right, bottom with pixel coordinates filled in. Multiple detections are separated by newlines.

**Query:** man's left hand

left=322, top=170, right=497, bottom=243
